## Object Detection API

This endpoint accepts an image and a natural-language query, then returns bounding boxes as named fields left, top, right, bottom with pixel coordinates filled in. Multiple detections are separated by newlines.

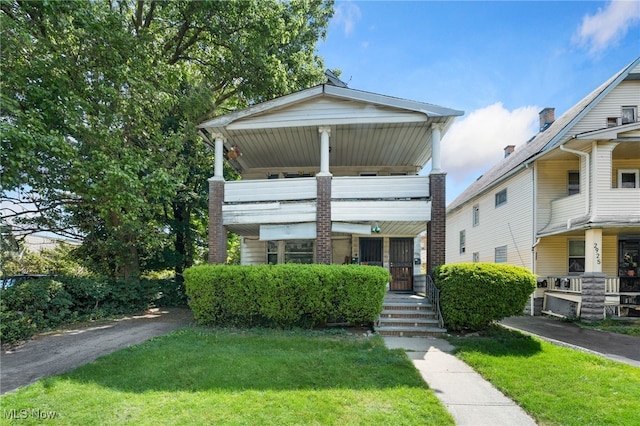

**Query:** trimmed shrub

left=184, top=264, right=390, bottom=328
left=434, top=263, right=535, bottom=331
left=0, top=276, right=187, bottom=345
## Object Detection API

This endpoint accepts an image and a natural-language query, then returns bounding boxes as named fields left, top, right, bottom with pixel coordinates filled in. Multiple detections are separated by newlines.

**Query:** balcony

left=221, top=175, right=431, bottom=235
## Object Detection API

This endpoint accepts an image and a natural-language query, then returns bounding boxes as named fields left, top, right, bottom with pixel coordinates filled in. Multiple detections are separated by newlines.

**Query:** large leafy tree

left=1, top=0, right=333, bottom=280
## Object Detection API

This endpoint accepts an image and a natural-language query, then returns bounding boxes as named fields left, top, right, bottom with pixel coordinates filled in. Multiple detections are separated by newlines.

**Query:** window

left=472, top=204, right=480, bottom=226
left=473, top=252, right=480, bottom=263
left=618, top=169, right=639, bottom=188
left=621, top=106, right=637, bottom=124
left=267, top=241, right=279, bottom=264
left=495, top=245, right=507, bottom=263
left=359, top=172, right=378, bottom=176
left=495, top=189, right=507, bottom=207
left=568, top=171, right=580, bottom=195
left=284, top=240, right=314, bottom=264
left=568, top=240, right=585, bottom=274
left=459, top=230, right=466, bottom=254
left=607, top=117, right=619, bottom=127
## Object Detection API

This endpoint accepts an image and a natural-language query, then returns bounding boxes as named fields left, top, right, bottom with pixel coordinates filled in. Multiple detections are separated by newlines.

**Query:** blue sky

left=317, top=0, right=640, bottom=203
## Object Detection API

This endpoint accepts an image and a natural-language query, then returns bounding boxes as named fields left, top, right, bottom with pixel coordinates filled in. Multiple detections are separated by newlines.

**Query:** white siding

left=241, top=238, right=267, bottom=265
left=225, top=178, right=316, bottom=202
left=332, top=175, right=429, bottom=199
left=446, top=169, right=534, bottom=268
left=569, top=80, right=640, bottom=136
left=333, top=200, right=430, bottom=222
left=223, top=202, right=316, bottom=225
left=536, top=159, right=582, bottom=232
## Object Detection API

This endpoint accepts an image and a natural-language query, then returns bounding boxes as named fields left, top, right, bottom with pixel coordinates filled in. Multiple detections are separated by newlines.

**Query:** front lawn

left=1, top=328, right=454, bottom=425
left=449, top=326, right=640, bottom=426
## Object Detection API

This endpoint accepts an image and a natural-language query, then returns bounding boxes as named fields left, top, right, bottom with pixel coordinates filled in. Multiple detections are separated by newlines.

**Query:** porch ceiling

left=198, top=84, right=462, bottom=175
left=209, top=122, right=436, bottom=172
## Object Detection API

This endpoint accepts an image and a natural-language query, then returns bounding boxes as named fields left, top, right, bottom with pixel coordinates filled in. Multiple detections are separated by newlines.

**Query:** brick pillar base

left=316, top=176, right=332, bottom=264
left=581, top=272, right=606, bottom=322
left=428, top=172, right=446, bottom=275
left=208, top=178, right=226, bottom=264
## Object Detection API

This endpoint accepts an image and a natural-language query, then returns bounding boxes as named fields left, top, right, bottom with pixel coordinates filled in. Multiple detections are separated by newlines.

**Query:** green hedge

left=434, top=263, right=536, bottom=331
left=0, top=276, right=187, bottom=345
left=184, top=264, right=390, bottom=328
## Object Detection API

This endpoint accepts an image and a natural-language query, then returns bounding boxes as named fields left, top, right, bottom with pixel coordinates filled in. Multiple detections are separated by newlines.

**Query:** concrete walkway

left=383, top=336, right=537, bottom=426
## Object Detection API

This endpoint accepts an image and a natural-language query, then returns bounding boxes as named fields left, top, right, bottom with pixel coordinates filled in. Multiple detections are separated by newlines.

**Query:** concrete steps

left=375, top=293, right=446, bottom=337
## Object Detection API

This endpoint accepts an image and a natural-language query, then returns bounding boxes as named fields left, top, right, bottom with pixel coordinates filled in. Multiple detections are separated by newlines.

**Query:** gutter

left=559, top=143, right=590, bottom=228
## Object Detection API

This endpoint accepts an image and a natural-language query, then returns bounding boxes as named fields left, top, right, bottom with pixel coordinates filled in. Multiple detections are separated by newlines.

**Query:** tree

left=1, top=0, right=334, bottom=280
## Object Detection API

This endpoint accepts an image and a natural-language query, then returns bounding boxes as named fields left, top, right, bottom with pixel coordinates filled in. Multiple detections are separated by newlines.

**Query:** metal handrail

left=425, top=274, right=444, bottom=328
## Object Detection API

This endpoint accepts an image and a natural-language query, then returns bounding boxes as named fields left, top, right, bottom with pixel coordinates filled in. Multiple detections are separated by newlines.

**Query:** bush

left=184, top=264, right=390, bottom=328
left=0, top=276, right=188, bottom=345
left=434, top=263, right=535, bottom=331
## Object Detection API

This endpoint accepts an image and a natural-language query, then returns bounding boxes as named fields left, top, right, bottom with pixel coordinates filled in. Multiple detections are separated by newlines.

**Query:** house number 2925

left=593, top=243, right=601, bottom=265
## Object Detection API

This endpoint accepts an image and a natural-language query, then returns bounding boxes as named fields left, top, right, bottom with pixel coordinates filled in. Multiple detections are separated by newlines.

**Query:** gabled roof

left=447, top=57, right=640, bottom=213
left=198, top=83, right=463, bottom=130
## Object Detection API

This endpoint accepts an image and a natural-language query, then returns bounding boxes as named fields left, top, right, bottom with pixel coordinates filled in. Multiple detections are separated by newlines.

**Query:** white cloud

left=442, top=103, right=539, bottom=187
left=332, top=1, right=362, bottom=36
left=573, top=0, right=640, bottom=54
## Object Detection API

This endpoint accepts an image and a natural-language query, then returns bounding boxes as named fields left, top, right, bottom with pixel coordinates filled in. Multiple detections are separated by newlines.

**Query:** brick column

left=208, top=178, right=226, bottom=264
left=581, top=272, right=605, bottom=322
left=316, top=175, right=332, bottom=264
left=428, top=172, right=446, bottom=275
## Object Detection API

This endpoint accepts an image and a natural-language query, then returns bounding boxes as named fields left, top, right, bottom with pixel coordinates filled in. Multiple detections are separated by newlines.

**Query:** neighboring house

left=446, top=57, right=640, bottom=320
left=197, top=71, right=463, bottom=291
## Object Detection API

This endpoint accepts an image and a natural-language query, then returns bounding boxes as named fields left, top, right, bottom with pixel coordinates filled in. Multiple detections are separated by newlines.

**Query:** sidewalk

left=382, top=336, right=537, bottom=426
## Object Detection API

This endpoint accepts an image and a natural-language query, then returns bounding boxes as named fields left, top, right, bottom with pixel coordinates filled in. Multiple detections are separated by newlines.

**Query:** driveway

left=1, top=308, right=193, bottom=395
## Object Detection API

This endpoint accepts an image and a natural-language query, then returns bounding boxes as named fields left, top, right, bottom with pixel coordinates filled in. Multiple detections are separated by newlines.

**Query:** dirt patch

left=0, top=308, right=194, bottom=395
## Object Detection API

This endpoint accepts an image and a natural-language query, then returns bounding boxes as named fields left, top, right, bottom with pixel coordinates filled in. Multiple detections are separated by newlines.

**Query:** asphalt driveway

left=1, top=308, right=193, bottom=395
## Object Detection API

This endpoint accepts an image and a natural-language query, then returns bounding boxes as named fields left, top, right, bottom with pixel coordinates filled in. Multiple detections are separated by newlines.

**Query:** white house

left=197, top=72, right=463, bottom=291
left=446, top=57, right=640, bottom=320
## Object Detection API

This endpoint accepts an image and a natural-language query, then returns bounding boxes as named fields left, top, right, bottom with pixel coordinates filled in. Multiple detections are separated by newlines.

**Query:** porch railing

left=542, top=276, right=635, bottom=294
left=424, top=274, right=444, bottom=328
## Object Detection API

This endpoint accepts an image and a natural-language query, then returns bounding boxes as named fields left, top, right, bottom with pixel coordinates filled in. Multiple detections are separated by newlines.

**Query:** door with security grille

left=390, top=238, right=413, bottom=291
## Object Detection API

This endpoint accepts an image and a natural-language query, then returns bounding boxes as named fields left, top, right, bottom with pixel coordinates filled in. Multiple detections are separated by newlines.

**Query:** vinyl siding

left=570, top=80, right=640, bottom=136
left=536, top=158, right=582, bottom=233
left=446, top=169, right=534, bottom=268
left=535, top=234, right=618, bottom=277
left=241, top=238, right=267, bottom=265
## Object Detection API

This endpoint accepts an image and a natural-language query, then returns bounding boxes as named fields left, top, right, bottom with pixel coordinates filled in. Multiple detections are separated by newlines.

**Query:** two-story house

left=197, top=72, right=463, bottom=291
left=446, top=57, right=640, bottom=320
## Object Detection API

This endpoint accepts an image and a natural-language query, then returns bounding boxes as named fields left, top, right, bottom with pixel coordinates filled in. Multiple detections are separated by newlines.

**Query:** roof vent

left=504, top=145, right=515, bottom=158
left=539, top=107, right=555, bottom=132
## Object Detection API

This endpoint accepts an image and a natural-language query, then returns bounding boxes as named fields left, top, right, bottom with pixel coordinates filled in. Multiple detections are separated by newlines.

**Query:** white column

left=318, top=126, right=332, bottom=176
left=212, top=133, right=226, bottom=181
left=431, top=123, right=443, bottom=173
left=585, top=228, right=603, bottom=273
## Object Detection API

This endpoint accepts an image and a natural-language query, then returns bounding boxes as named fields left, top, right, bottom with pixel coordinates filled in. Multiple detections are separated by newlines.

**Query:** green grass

left=0, top=328, right=454, bottom=425
left=448, top=326, right=640, bottom=426
left=578, top=318, right=640, bottom=336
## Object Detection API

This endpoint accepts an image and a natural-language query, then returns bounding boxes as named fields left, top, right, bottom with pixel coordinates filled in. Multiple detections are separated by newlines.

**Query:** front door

left=390, top=238, right=413, bottom=291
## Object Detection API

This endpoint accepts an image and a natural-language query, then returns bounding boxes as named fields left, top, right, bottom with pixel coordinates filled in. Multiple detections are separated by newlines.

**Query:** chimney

left=539, top=107, right=555, bottom=131
left=504, top=145, right=515, bottom=158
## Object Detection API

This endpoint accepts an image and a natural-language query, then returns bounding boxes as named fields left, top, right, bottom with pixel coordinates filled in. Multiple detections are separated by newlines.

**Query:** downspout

left=559, top=144, right=590, bottom=228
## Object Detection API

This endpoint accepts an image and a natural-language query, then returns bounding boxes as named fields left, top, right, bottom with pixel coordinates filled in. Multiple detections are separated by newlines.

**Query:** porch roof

left=198, top=82, right=463, bottom=174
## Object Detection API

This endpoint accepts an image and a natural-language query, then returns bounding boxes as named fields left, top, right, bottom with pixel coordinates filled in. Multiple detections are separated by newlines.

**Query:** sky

left=316, top=0, right=640, bottom=204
